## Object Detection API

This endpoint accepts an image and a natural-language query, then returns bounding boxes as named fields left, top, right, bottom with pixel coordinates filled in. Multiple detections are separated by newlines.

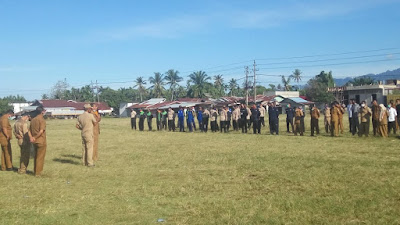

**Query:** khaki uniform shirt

left=311, top=107, right=320, bottom=119
left=131, top=111, right=137, bottom=118
left=30, top=114, right=46, bottom=144
left=331, top=106, right=340, bottom=122
left=246, top=107, right=252, bottom=120
left=203, top=109, right=210, bottom=118
left=210, top=109, right=218, bottom=121
left=259, top=106, right=265, bottom=117
left=295, top=109, right=303, bottom=124
left=220, top=109, right=227, bottom=121
left=371, top=105, right=380, bottom=120
left=232, top=108, right=238, bottom=120
left=380, top=110, right=388, bottom=125
left=13, top=119, right=29, bottom=146
left=92, top=111, right=101, bottom=134
left=77, top=112, right=96, bottom=138
left=0, top=114, right=12, bottom=141
left=360, top=106, right=372, bottom=123
left=167, top=109, right=174, bottom=120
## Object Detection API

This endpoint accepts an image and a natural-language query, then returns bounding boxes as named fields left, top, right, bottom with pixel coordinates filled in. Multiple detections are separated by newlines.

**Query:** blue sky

left=1, top=0, right=400, bottom=100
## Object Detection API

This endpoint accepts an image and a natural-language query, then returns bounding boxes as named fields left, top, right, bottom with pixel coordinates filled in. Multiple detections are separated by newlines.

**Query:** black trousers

left=372, top=119, right=379, bottom=136
left=311, top=118, right=319, bottom=136
left=286, top=118, right=294, bottom=132
left=270, top=120, right=279, bottom=135
left=211, top=121, right=217, bottom=132
left=351, top=115, right=359, bottom=135
left=240, top=119, right=247, bottom=133
left=168, top=120, right=175, bottom=131
left=156, top=121, right=161, bottom=130
left=233, top=120, right=238, bottom=131
left=260, top=117, right=265, bottom=127
left=203, top=118, right=209, bottom=132
left=253, top=120, right=260, bottom=134
left=359, top=122, right=370, bottom=137
left=131, top=118, right=136, bottom=130
left=147, top=119, right=152, bottom=131
left=220, top=121, right=227, bottom=133
left=388, top=121, right=396, bottom=134
left=162, top=121, right=167, bottom=130
left=349, top=118, right=353, bottom=133
left=247, top=119, right=252, bottom=129
left=139, top=119, right=144, bottom=131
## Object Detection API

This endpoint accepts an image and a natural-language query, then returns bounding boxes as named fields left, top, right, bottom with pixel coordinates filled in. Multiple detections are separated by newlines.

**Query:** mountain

left=334, top=68, right=400, bottom=86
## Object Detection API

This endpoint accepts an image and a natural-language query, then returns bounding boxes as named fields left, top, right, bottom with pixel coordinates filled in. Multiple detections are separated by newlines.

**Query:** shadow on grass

left=53, top=158, right=80, bottom=165
left=61, top=154, right=81, bottom=159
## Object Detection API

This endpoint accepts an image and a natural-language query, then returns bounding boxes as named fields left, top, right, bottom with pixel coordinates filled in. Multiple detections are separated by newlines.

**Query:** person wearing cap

left=310, top=104, right=320, bottom=136
left=294, top=106, right=304, bottom=136
left=285, top=104, right=294, bottom=133
left=359, top=101, right=372, bottom=137
left=0, top=109, right=14, bottom=171
left=178, top=106, right=185, bottom=132
left=220, top=106, right=228, bottom=133
left=146, top=109, right=153, bottom=131
left=138, top=109, right=145, bottom=131
left=323, top=103, right=331, bottom=134
left=167, top=107, right=175, bottom=131
left=130, top=109, right=137, bottom=130
left=76, top=104, right=97, bottom=167
left=226, top=107, right=232, bottom=131
left=91, top=103, right=101, bottom=162
left=202, top=107, right=210, bottom=132
left=14, top=113, right=32, bottom=174
left=30, top=106, right=47, bottom=175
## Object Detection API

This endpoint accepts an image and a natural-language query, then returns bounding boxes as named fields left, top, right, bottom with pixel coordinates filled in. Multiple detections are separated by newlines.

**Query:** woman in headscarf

left=379, top=104, right=389, bottom=137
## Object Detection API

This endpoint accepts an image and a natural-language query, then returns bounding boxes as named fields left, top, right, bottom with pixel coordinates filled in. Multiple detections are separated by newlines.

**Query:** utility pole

left=252, top=60, right=258, bottom=105
left=91, top=80, right=100, bottom=103
left=245, top=66, right=249, bottom=106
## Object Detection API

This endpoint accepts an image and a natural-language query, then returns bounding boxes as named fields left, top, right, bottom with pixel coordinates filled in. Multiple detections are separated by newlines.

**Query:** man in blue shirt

left=186, top=107, right=194, bottom=132
left=197, top=107, right=203, bottom=132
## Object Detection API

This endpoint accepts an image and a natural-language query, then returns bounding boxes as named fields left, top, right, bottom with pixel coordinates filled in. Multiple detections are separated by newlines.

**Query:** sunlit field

left=0, top=117, right=399, bottom=224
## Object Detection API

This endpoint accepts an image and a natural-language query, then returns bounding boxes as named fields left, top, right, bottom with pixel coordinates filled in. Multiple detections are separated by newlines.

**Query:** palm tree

left=188, top=71, right=211, bottom=98
left=281, top=75, right=292, bottom=91
left=165, top=69, right=182, bottom=101
left=149, top=72, right=165, bottom=98
left=213, top=74, right=225, bottom=97
left=268, top=84, right=276, bottom=91
left=228, top=78, right=238, bottom=96
left=290, top=69, right=302, bottom=83
left=134, top=76, right=147, bottom=102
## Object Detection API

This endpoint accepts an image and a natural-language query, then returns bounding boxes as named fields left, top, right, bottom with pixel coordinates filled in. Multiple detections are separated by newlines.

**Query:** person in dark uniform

left=161, top=109, right=167, bottom=130
left=310, top=104, right=320, bottom=136
left=146, top=110, right=153, bottom=131
left=197, top=107, right=203, bottom=132
left=156, top=109, right=162, bottom=131
left=240, top=104, right=248, bottom=133
left=285, top=104, right=294, bottom=133
left=371, top=100, right=380, bottom=136
left=178, top=106, right=185, bottom=132
left=269, top=102, right=279, bottom=135
left=251, top=105, right=261, bottom=134
left=226, top=107, right=232, bottom=131
left=138, top=109, right=145, bottom=131
left=351, top=99, right=360, bottom=136
left=186, top=107, right=194, bottom=132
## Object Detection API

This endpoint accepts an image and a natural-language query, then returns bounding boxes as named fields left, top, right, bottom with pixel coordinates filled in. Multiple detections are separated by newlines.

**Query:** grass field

left=0, top=117, right=399, bottom=224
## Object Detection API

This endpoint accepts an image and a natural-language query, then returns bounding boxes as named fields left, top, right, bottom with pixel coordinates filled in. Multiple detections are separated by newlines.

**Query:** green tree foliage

left=228, top=78, right=238, bottom=96
left=281, top=75, right=292, bottom=91
left=0, top=99, right=12, bottom=115
left=165, top=69, right=182, bottom=101
left=290, top=69, right=302, bottom=83
left=187, top=71, right=211, bottom=98
left=2, top=95, right=26, bottom=103
left=304, top=71, right=335, bottom=103
left=268, top=84, right=276, bottom=91
left=149, top=72, right=165, bottom=98
left=134, top=77, right=147, bottom=102
left=346, top=76, right=375, bottom=86
left=64, top=85, right=95, bottom=102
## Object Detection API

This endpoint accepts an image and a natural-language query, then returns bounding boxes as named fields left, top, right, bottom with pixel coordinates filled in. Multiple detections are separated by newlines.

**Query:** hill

left=334, top=68, right=400, bottom=86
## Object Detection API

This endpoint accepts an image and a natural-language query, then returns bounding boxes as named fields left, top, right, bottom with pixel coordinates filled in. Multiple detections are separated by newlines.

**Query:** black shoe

left=6, top=168, right=13, bottom=171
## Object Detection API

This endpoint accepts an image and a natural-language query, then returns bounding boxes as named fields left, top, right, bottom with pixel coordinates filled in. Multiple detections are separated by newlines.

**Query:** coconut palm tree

left=165, top=69, right=182, bottom=101
left=213, top=74, right=225, bottom=97
left=134, top=76, right=147, bottom=102
left=188, top=71, right=211, bottom=98
left=281, top=75, right=292, bottom=91
left=290, top=69, right=302, bottom=83
left=149, top=72, right=165, bottom=98
left=268, top=84, right=276, bottom=91
left=228, top=78, right=238, bottom=96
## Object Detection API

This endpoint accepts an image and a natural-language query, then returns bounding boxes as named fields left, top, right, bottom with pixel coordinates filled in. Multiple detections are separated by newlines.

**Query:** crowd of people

left=130, top=99, right=400, bottom=138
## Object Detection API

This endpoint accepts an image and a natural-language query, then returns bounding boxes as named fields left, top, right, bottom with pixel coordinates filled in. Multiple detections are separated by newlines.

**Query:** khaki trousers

left=18, top=142, right=31, bottom=173
left=379, top=124, right=388, bottom=138
left=331, top=120, right=339, bottom=137
left=33, top=142, right=46, bottom=176
left=82, top=135, right=94, bottom=166
left=338, top=117, right=344, bottom=134
left=93, top=129, right=99, bottom=161
left=1, top=139, right=13, bottom=171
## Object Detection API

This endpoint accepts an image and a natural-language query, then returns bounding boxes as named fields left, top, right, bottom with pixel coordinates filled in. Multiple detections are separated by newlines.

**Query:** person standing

left=285, top=104, right=294, bottom=133
left=359, top=101, right=372, bottom=137
left=300, top=106, right=306, bottom=133
left=294, top=106, right=304, bottom=136
left=186, top=107, right=194, bottom=132
left=232, top=105, right=240, bottom=131
left=379, top=104, right=389, bottom=137
left=331, top=102, right=340, bottom=137
left=240, top=104, right=248, bottom=133
left=14, top=113, right=31, bottom=174
left=138, top=109, right=145, bottom=131
left=161, top=109, right=167, bottom=130
left=338, top=104, right=345, bottom=134
left=197, top=107, right=203, bottom=132
left=178, top=106, right=185, bottom=132
left=251, top=105, right=261, bottom=134
left=246, top=105, right=252, bottom=129
left=350, top=100, right=360, bottom=136
left=347, top=102, right=353, bottom=133
left=220, top=106, right=228, bottom=133
left=269, top=102, right=279, bottom=135
left=0, top=109, right=14, bottom=171
left=76, top=104, right=97, bottom=167
left=30, top=107, right=47, bottom=176
left=210, top=107, right=218, bottom=132
left=91, top=103, right=101, bottom=162
left=259, top=105, right=266, bottom=127
left=146, top=110, right=153, bottom=131
left=167, top=108, right=175, bottom=132
left=130, top=109, right=137, bottom=130
left=388, top=103, right=397, bottom=134
left=156, top=109, right=162, bottom=131
left=226, top=107, right=232, bottom=131
left=310, top=105, right=320, bottom=136
left=324, top=104, right=331, bottom=134
left=396, top=99, right=400, bottom=130
left=202, top=108, right=210, bottom=132
left=371, top=100, right=380, bottom=136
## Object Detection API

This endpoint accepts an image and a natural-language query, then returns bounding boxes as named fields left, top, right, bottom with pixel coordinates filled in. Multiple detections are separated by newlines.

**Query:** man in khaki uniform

left=167, top=107, right=175, bottom=131
left=91, top=103, right=101, bottom=162
left=219, top=106, right=228, bottom=133
left=14, top=113, right=31, bottom=174
left=232, top=105, right=239, bottom=131
left=0, top=110, right=14, bottom=171
left=371, top=100, right=380, bottom=136
left=331, top=102, right=340, bottom=137
left=294, top=107, right=304, bottom=136
left=30, top=107, right=47, bottom=176
left=76, top=104, right=97, bottom=167
left=202, top=108, right=210, bottom=132
left=338, top=104, right=345, bottom=134
left=259, top=105, right=266, bottom=127
left=210, top=107, right=218, bottom=132
left=310, top=105, right=320, bottom=136
left=130, top=109, right=137, bottom=130
left=246, top=105, right=252, bottom=129
left=324, top=104, right=331, bottom=134
left=359, top=101, right=372, bottom=137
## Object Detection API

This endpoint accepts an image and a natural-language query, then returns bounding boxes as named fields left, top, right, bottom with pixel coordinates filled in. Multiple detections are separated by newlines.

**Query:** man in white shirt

left=347, top=103, right=353, bottom=133
left=388, top=103, right=397, bottom=134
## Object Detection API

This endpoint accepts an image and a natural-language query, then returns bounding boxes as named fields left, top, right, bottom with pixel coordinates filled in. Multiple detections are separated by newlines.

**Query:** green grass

left=1, top=117, right=399, bottom=224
